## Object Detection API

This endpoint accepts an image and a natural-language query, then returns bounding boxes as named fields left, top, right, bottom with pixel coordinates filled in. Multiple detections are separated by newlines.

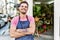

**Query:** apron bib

left=15, top=15, right=34, bottom=40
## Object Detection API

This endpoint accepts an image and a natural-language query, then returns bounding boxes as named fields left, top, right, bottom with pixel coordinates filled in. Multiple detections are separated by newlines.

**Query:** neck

left=20, top=13, right=26, bottom=18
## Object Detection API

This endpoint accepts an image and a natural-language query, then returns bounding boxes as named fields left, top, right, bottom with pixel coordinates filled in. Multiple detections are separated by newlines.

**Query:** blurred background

left=0, top=0, right=54, bottom=40
left=59, top=17, right=60, bottom=38
left=33, top=0, right=54, bottom=40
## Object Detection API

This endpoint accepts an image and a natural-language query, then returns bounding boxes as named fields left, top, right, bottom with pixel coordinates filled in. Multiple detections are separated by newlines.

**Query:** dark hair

left=18, top=1, right=29, bottom=7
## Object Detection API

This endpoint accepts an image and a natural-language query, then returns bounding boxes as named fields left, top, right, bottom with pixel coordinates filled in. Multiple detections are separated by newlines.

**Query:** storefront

left=33, top=0, right=54, bottom=40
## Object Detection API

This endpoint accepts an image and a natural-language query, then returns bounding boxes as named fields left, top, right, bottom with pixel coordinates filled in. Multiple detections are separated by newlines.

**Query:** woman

left=10, top=1, right=35, bottom=40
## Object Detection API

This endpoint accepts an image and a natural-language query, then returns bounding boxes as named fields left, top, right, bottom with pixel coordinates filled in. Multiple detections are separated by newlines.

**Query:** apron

left=15, top=15, right=34, bottom=40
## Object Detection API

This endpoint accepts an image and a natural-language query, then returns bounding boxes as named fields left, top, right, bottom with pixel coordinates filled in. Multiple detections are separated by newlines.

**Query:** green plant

left=33, top=3, right=54, bottom=34
left=33, top=4, right=41, bottom=17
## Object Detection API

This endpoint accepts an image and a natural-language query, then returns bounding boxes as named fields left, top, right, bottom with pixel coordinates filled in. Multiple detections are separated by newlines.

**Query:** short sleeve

left=29, top=16, right=35, bottom=24
left=11, top=17, right=17, bottom=27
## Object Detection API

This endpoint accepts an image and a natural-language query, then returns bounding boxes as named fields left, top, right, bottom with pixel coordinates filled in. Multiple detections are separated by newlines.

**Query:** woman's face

left=19, top=3, right=28, bottom=14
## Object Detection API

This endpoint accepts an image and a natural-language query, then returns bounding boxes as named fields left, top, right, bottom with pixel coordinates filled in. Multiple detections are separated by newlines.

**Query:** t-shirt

left=11, top=15, right=35, bottom=27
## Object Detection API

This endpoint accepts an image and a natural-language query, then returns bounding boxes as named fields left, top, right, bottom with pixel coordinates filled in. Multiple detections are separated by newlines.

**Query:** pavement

left=0, top=36, right=14, bottom=40
left=0, top=34, right=54, bottom=40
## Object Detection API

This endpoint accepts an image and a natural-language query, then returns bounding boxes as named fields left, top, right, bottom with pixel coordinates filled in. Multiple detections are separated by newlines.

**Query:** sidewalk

left=0, top=36, right=14, bottom=40
left=0, top=35, right=54, bottom=40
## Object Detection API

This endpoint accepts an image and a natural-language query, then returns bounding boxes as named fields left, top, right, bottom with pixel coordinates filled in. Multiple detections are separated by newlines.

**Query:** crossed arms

left=10, top=23, right=35, bottom=38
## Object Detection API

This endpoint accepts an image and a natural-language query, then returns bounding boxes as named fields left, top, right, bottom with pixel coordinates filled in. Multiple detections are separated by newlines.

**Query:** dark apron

left=15, top=15, right=34, bottom=40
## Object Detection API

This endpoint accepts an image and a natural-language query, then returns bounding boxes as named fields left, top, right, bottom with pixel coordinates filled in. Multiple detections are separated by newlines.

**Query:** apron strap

left=26, top=15, right=29, bottom=21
